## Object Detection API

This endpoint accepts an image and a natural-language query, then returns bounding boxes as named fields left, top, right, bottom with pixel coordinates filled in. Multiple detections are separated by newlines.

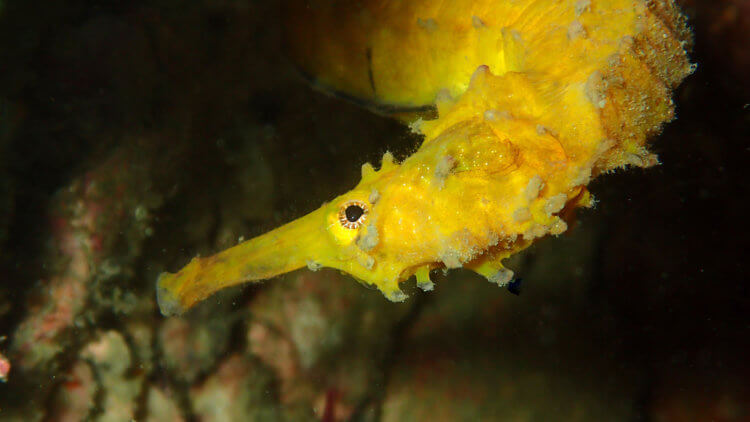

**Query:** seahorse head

left=157, top=129, right=507, bottom=316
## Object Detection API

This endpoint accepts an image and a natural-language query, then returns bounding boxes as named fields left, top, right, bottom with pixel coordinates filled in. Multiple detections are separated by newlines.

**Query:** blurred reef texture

left=0, top=0, right=748, bottom=421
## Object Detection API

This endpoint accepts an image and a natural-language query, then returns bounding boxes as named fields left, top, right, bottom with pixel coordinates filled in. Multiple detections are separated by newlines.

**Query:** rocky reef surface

left=0, top=0, right=748, bottom=420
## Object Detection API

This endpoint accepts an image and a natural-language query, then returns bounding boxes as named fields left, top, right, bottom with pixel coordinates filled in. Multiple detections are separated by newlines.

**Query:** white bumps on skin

left=439, top=251, right=463, bottom=269
left=513, top=207, right=532, bottom=222
left=386, top=290, right=408, bottom=302
left=356, top=221, right=379, bottom=252
left=523, top=223, right=548, bottom=240
left=433, top=155, right=456, bottom=189
left=417, top=280, right=434, bottom=291
left=306, top=260, right=322, bottom=271
left=488, top=268, right=514, bottom=286
left=568, top=20, right=587, bottom=40
left=550, top=218, right=569, bottom=235
left=575, top=0, right=592, bottom=17
left=438, top=229, right=478, bottom=269
left=415, top=267, right=434, bottom=291
left=368, top=189, right=380, bottom=204
left=544, top=194, right=568, bottom=215
left=472, top=15, right=485, bottom=29
left=408, top=117, right=424, bottom=134
left=572, top=166, right=592, bottom=186
left=484, top=109, right=511, bottom=121
left=525, top=175, right=544, bottom=201
left=357, top=253, right=375, bottom=270
left=624, top=151, right=660, bottom=168
left=585, top=71, right=608, bottom=109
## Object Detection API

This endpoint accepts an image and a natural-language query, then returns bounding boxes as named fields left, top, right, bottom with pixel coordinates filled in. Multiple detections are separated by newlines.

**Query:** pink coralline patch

left=210, top=355, right=248, bottom=392
left=146, top=386, right=185, bottom=422
left=67, top=194, right=107, bottom=260
left=12, top=218, right=90, bottom=369
left=158, top=316, right=231, bottom=383
left=314, top=388, right=353, bottom=422
left=158, top=317, right=190, bottom=371
left=83, top=332, right=114, bottom=361
left=190, top=354, right=254, bottom=419
left=246, top=270, right=404, bottom=418
left=49, top=361, right=96, bottom=422
left=247, top=321, right=298, bottom=395
left=34, top=278, right=85, bottom=340
left=0, top=350, right=10, bottom=382
left=11, top=145, right=158, bottom=372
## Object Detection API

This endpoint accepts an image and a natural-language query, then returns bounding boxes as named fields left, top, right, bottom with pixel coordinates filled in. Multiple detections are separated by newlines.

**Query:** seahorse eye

left=345, top=205, right=364, bottom=222
left=338, top=201, right=368, bottom=229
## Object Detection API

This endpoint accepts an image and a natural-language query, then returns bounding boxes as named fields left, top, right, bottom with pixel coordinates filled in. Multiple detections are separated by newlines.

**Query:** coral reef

left=5, top=141, right=181, bottom=419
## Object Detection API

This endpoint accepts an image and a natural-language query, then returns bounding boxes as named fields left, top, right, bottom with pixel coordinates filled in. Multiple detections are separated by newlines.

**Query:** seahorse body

left=156, top=0, right=692, bottom=315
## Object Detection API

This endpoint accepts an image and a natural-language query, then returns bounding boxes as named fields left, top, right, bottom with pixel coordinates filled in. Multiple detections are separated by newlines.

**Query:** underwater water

left=0, top=0, right=748, bottom=420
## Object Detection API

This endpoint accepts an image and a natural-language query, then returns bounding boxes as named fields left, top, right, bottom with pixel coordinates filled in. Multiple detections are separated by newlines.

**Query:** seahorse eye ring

left=339, top=200, right=368, bottom=229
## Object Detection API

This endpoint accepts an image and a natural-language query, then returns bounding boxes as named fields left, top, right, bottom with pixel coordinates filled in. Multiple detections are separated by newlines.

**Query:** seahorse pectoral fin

left=156, top=206, right=329, bottom=316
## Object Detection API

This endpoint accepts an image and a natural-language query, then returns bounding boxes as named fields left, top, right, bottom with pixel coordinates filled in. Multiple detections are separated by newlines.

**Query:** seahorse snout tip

left=156, top=272, right=186, bottom=317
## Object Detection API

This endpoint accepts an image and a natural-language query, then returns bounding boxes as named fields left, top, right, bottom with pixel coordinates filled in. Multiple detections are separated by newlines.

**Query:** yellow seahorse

left=157, top=0, right=693, bottom=315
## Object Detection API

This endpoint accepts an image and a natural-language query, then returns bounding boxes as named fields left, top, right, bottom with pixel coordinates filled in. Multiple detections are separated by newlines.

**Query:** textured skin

left=157, top=0, right=692, bottom=315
